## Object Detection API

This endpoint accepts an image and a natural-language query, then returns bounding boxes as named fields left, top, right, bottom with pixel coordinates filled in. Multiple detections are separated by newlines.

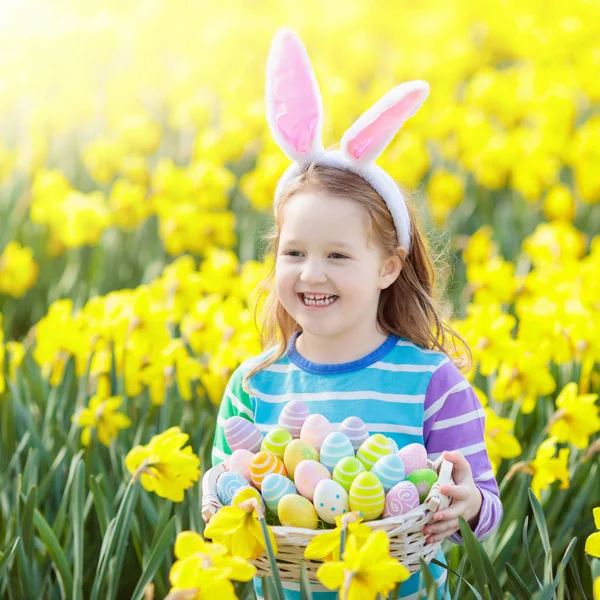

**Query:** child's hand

left=423, top=450, right=483, bottom=544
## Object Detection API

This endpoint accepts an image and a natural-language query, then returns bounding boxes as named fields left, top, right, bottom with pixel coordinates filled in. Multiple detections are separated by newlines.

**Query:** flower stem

left=253, top=501, right=285, bottom=600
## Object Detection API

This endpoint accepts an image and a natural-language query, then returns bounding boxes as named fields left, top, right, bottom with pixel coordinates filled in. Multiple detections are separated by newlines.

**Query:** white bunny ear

left=341, top=81, right=429, bottom=164
left=265, top=28, right=324, bottom=162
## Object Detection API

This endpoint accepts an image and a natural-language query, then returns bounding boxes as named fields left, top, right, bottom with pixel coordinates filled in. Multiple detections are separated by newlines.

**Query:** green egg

left=405, top=468, right=438, bottom=503
left=332, top=456, right=365, bottom=492
left=261, top=427, right=293, bottom=460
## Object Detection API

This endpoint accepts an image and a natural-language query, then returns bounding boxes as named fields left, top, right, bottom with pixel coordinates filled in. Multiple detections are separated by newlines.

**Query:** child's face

left=275, top=192, right=400, bottom=341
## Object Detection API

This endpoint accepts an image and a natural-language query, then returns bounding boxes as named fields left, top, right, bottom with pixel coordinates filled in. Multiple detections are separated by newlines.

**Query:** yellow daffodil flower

left=484, top=407, right=522, bottom=473
left=0, top=241, right=39, bottom=298
left=305, top=514, right=372, bottom=562
left=529, top=437, right=570, bottom=499
left=585, top=508, right=600, bottom=558
left=72, top=394, right=131, bottom=447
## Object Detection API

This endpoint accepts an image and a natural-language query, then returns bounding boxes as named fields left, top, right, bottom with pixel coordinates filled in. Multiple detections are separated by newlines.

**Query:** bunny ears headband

left=265, top=28, right=429, bottom=252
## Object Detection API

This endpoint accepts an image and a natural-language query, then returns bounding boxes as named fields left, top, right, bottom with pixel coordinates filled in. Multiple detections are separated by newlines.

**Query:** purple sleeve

left=423, top=359, right=503, bottom=543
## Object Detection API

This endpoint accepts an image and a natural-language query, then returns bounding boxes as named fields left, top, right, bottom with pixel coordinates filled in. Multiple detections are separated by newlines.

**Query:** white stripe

left=430, top=407, right=485, bottom=431
left=226, top=389, right=254, bottom=418
left=255, top=422, right=422, bottom=436
left=429, top=441, right=487, bottom=460
left=423, top=379, right=471, bottom=421
left=217, top=416, right=227, bottom=429
left=264, top=363, right=300, bottom=373
left=212, top=447, right=229, bottom=461
left=474, top=469, right=495, bottom=483
left=253, top=390, right=425, bottom=404
left=368, top=360, right=446, bottom=372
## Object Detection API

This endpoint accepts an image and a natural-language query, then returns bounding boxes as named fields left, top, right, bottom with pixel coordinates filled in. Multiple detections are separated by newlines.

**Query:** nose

left=299, top=257, right=327, bottom=284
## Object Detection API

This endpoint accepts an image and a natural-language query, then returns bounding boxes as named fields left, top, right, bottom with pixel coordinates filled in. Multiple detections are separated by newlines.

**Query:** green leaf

left=130, top=516, right=176, bottom=600
left=528, top=488, right=552, bottom=585
left=419, top=559, right=438, bottom=600
left=505, top=563, right=532, bottom=600
left=261, top=576, right=281, bottom=600
left=457, top=517, right=490, bottom=595
left=258, top=513, right=285, bottom=600
left=431, top=557, right=483, bottom=600
left=21, top=485, right=37, bottom=560
left=567, top=558, right=588, bottom=599
left=523, top=516, right=543, bottom=590
left=299, top=560, right=314, bottom=600
left=548, top=538, right=577, bottom=597
left=0, top=538, right=19, bottom=580
left=33, top=508, right=74, bottom=598
left=71, top=460, right=85, bottom=600
left=89, top=474, right=110, bottom=536
left=148, top=500, right=172, bottom=551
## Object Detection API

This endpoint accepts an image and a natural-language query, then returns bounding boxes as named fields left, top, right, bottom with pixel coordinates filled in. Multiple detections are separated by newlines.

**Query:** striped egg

left=319, top=432, right=355, bottom=472
left=249, top=452, right=287, bottom=489
left=283, top=439, right=319, bottom=479
left=383, top=481, right=420, bottom=518
left=261, top=473, right=297, bottom=513
left=226, top=449, right=254, bottom=481
left=398, top=443, right=428, bottom=476
left=300, top=414, right=332, bottom=451
left=216, top=472, right=250, bottom=505
left=387, top=437, right=399, bottom=453
left=356, top=434, right=393, bottom=471
left=224, top=416, right=263, bottom=453
left=332, top=456, right=366, bottom=492
left=231, top=485, right=265, bottom=512
left=338, top=416, right=369, bottom=451
left=261, top=427, right=293, bottom=460
left=371, top=453, right=405, bottom=492
left=278, top=400, right=311, bottom=438
left=349, top=471, right=385, bottom=521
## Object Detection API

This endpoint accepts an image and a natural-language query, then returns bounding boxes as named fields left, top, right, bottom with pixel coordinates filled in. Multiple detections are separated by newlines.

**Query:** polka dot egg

left=261, top=473, right=297, bottom=513
left=338, top=416, right=369, bottom=451
left=226, top=449, right=254, bottom=481
left=278, top=400, right=311, bottom=438
left=332, top=456, right=365, bottom=492
left=249, top=452, right=287, bottom=490
left=319, top=431, right=354, bottom=472
left=398, top=443, right=428, bottom=475
left=349, top=471, right=385, bottom=521
left=356, top=434, right=393, bottom=470
left=300, top=414, right=332, bottom=451
left=383, top=481, right=420, bottom=518
left=261, top=427, right=292, bottom=460
left=216, top=472, right=250, bottom=506
left=371, top=453, right=406, bottom=492
left=313, top=479, right=349, bottom=524
left=224, top=416, right=263, bottom=453
left=294, top=459, right=331, bottom=501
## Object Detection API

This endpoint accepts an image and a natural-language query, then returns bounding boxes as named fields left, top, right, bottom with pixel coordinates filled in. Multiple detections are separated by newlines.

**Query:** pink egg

left=383, top=481, right=420, bottom=518
left=294, top=460, right=331, bottom=501
left=300, top=414, right=332, bottom=451
left=226, top=449, right=254, bottom=481
left=278, top=400, right=311, bottom=438
left=224, top=416, right=263, bottom=453
left=338, top=416, right=369, bottom=451
left=398, top=443, right=428, bottom=476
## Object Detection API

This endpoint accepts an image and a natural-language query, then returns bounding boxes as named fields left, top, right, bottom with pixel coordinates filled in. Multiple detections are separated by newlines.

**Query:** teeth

left=302, top=294, right=337, bottom=306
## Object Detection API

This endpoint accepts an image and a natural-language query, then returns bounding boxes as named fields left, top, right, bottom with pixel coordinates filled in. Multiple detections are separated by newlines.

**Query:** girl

left=211, top=28, right=502, bottom=599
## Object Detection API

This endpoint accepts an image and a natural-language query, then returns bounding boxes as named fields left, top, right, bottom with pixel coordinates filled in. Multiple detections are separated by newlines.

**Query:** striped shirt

left=212, top=331, right=502, bottom=599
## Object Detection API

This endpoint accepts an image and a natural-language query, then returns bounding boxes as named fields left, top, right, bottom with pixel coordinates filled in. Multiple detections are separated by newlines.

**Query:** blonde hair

left=242, top=163, right=471, bottom=394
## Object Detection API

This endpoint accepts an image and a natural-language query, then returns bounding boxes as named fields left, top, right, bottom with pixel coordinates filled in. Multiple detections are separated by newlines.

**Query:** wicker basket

left=202, top=456, right=454, bottom=582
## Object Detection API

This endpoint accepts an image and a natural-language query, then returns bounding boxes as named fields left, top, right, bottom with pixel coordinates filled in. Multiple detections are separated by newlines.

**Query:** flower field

left=0, top=0, right=599, bottom=598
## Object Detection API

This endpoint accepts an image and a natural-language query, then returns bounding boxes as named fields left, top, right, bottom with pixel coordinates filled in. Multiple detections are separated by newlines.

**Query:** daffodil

left=528, top=437, right=570, bottom=499
left=548, top=383, right=600, bottom=449
left=72, top=395, right=131, bottom=447
left=204, top=500, right=277, bottom=561
left=126, top=427, right=200, bottom=502
left=0, top=241, right=39, bottom=298
left=305, top=514, right=372, bottom=562
left=167, top=531, right=255, bottom=600
left=585, top=508, right=600, bottom=558
left=484, top=407, right=522, bottom=473
left=317, top=530, right=409, bottom=600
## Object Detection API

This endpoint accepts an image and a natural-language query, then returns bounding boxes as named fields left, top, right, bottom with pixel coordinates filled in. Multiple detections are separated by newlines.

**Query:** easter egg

left=313, top=479, right=349, bottom=524
left=261, top=473, right=297, bottom=513
left=319, top=431, right=355, bottom=472
left=332, top=456, right=366, bottom=492
left=300, top=414, right=333, bottom=451
left=261, top=427, right=293, bottom=460
left=249, top=452, right=287, bottom=490
left=294, top=460, right=331, bottom=501
left=371, top=454, right=406, bottom=492
left=398, top=443, right=428, bottom=475
left=338, top=416, right=369, bottom=451
left=283, top=439, right=319, bottom=479
left=216, top=472, right=249, bottom=506
left=231, top=485, right=265, bottom=512
left=349, top=471, right=385, bottom=521
left=383, top=481, right=420, bottom=518
left=278, top=400, right=311, bottom=438
left=224, top=416, right=263, bottom=453
left=406, top=468, right=438, bottom=502
left=356, top=434, right=393, bottom=471
left=226, top=449, right=254, bottom=481
left=278, top=494, right=319, bottom=529
left=387, top=437, right=399, bottom=453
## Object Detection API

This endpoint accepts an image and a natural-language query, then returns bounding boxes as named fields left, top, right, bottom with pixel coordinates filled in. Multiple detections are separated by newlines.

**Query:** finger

left=442, top=450, right=474, bottom=482
left=426, top=521, right=460, bottom=544
left=423, top=518, right=460, bottom=537
left=439, top=483, right=469, bottom=502
left=431, top=501, right=465, bottom=522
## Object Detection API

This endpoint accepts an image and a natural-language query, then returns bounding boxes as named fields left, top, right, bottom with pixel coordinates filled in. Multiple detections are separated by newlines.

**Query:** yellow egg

left=261, top=427, right=293, bottom=460
left=278, top=494, right=319, bottom=529
left=349, top=471, right=385, bottom=521
left=249, top=452, right=287, bottom=490
left=356, top=433, right=392, bottom=470
left=283, top=439, right=319, bottom=479
left=231, top=486, right=265, bottom=512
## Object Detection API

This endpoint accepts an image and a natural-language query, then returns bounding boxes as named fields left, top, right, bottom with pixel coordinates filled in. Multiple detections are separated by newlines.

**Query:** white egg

left=313, top=479, right=349, bottom=524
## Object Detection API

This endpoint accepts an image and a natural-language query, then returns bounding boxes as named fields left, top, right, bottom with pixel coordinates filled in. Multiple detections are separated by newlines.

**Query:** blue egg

left=387, top=437, right=399, bottom=453
left=261, top=473, right=297, bottom=512
left=217, top=472, right=250, bottom=505
left=371, top=453, right=406, bottom=492
left=319, top=432, right=355, bottom=472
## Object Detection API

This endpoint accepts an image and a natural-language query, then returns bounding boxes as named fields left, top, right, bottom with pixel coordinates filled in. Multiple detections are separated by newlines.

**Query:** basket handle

left=425, top=457, right=454, bottom=513
left=201, top=462, right=227, bottom=523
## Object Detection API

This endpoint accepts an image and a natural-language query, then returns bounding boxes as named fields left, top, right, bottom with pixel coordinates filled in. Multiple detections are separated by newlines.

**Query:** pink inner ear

left=347, top=90, right=424, bottom=160
left=271, top=35, right=319, bottom=155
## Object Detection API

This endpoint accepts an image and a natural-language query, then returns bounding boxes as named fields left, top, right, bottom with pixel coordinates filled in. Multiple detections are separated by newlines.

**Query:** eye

left=283, top=250, right=302, bottom=257
left=330, top=253, right=348, bottom=259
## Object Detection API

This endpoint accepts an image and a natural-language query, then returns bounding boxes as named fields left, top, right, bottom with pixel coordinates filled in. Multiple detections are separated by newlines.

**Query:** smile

left=298, top=293, right=339, bottom=307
